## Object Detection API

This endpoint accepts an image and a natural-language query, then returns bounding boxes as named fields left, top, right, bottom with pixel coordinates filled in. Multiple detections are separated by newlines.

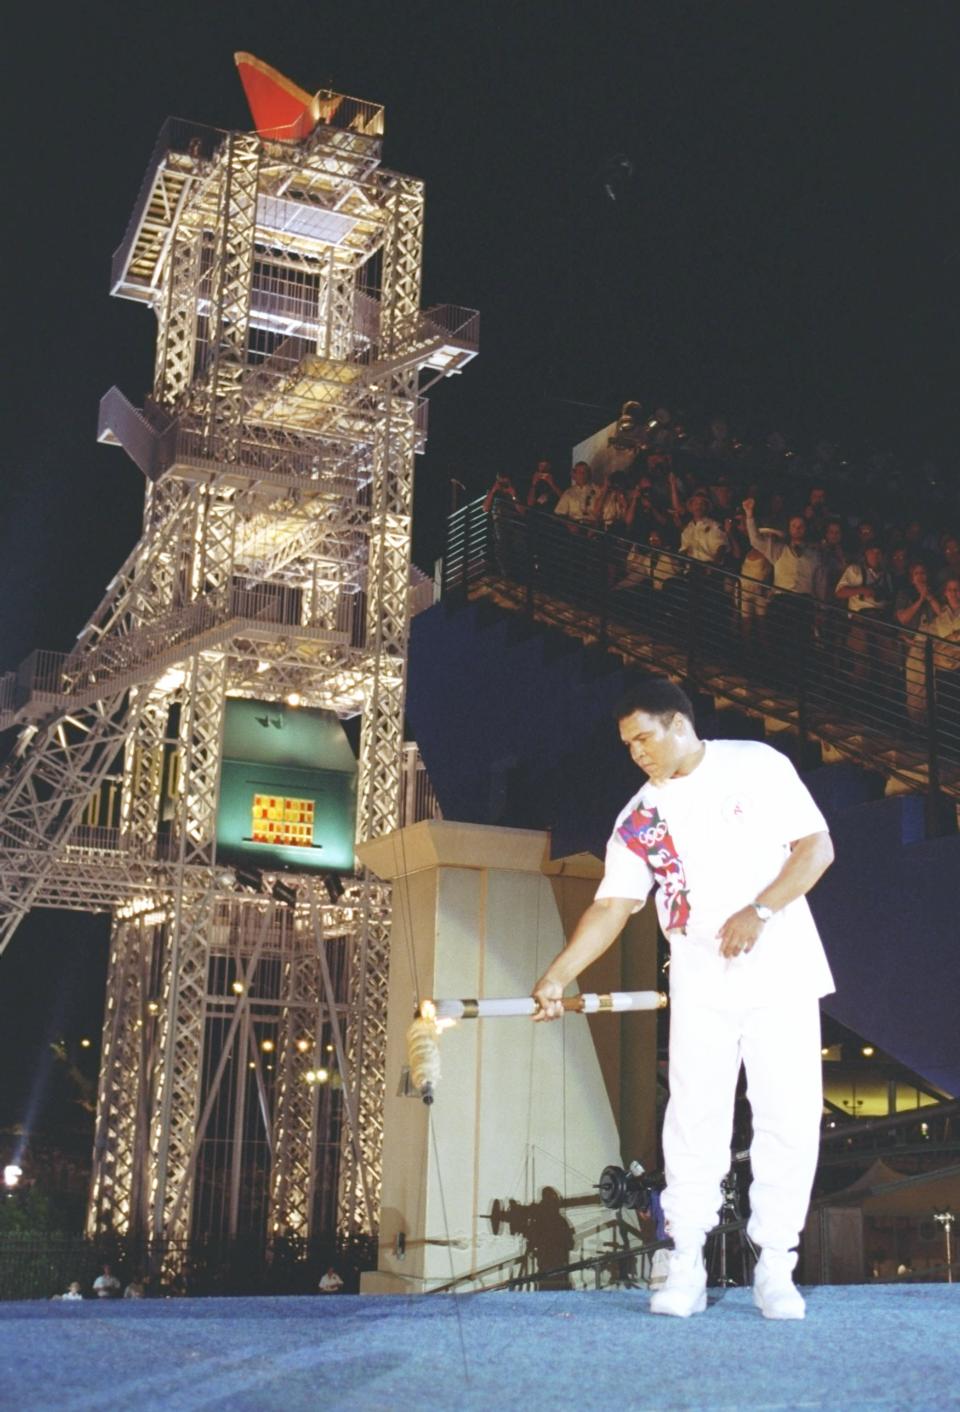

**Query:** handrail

left=441, top=500, right=960, bottom=828
left=0, top=582, right=350, bottom=728
left=111, top=118, right=229, bottom=292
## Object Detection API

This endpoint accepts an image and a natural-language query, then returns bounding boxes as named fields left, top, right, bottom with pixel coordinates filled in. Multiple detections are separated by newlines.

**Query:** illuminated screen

left=215, top=698, right=357, bottom=874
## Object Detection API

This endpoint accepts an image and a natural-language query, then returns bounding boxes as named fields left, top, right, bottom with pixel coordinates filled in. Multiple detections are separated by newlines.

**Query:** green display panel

left=215, top=698, right=357, bottom=874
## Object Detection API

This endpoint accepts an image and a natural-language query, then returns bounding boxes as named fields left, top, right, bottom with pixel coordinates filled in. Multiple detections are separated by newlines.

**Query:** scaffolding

left=0, top=83, right=476, bottom=1251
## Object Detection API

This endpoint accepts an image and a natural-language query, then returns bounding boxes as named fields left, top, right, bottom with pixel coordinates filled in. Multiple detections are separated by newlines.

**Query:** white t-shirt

left=595, top=740, right=834, bottom=1004
left=679, top=517, right=728, bottom=564
left=835, top=562, right=891, bottom=614
left=554, top=485, right=595, bottom=521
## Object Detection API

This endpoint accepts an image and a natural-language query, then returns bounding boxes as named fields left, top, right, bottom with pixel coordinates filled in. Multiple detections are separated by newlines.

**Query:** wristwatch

left=751, top=903, right=774, bottom=923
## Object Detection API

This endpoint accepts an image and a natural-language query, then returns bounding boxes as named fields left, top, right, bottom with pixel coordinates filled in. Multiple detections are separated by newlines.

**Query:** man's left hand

left=717, top=906, right=765, bottom=958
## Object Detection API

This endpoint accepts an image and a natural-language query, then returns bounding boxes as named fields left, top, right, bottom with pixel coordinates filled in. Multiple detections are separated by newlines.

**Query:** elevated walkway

left=0, top=587, right=351, bottom=731
left=98, top=305, right=477, bottom=487
left=440, top=501, right=960, bottom=813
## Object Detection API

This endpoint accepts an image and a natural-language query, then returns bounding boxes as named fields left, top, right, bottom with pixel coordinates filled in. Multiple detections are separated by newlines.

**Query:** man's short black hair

left=614, top=676, right=694, bottom=726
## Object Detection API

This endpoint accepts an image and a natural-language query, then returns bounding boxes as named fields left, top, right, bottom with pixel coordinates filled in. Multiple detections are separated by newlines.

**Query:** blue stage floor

left=1, top=1286, right=956, bottom=1411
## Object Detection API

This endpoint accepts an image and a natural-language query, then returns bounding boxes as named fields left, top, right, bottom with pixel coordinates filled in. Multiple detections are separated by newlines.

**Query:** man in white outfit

left=533, top=676, right=834, bottom=1320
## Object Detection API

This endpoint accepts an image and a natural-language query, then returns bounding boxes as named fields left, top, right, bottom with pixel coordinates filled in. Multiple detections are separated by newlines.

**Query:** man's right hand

left=531, top=974, right=565, bottom=1021
left=742, top=497, right=756, bottom=515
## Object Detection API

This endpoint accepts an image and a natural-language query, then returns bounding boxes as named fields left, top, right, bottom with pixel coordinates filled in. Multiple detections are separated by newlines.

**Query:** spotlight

left=323, top=872, right=345, bottom=903
left=3, top=1165, right=22, bottom=1190
left=234, top=866, right=264, bottom=894
left=608, top=400, right=648, bottom=451
left=272, top=878, right=299, bottom=907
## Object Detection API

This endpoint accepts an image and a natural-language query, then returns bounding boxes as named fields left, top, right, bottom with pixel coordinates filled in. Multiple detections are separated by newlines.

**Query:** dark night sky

left=2, top=1, right=959, bottom=1132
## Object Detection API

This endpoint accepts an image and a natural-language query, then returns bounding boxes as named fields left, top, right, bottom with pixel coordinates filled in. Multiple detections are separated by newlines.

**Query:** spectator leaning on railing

left=896, top=561, right=943, bottom=725
left=482, top=471, right=521, bottom=515
left=931, top=577, right=960, bottom=746
left=834, top=543, right=895, bottom=684
left=482, top=472, right=523, bottom=579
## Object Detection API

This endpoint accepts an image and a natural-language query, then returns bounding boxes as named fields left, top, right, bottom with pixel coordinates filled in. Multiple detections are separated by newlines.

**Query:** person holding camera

left=526, top=459, right=562, bottom=513
left=482, top=471, right=520, bottom=515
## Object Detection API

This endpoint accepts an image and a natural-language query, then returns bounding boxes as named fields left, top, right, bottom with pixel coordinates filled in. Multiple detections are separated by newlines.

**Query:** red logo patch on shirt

left=617, top=804, right=691, bottom=934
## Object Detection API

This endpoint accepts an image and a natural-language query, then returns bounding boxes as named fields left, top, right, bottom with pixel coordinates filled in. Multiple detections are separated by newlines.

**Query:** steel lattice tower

left=0, top=69, right=476, bottom=1250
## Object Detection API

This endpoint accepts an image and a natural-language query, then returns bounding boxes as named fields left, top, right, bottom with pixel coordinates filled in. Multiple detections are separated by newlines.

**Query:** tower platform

left=4, top=1286, right=955, bottom=1411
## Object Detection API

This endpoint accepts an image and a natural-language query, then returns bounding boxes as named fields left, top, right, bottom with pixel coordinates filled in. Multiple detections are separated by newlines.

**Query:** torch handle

left=423, top=991, right=666, bottom=1021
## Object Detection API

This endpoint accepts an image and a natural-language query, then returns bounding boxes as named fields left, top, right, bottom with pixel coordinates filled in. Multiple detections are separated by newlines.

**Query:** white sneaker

left=649, top=1247, right=707, bottom=1317
left=648, top=1246, right=672, bottom=1290
left=752, top=1249, right=805, bottom=1320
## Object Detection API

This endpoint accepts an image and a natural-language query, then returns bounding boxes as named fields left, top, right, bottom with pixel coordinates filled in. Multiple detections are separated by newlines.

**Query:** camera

left=597, top=1161, right=664, bottom=1214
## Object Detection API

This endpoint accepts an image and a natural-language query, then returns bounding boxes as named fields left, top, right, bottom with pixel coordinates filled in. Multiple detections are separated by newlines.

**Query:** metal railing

left=419, top=304, right=481, bottom=348
left=442, top=501, right=960, bottom=829
left=2, top=580, right=351, bottom=725
left=399, top=743, right=442, bottom=827
left=111, top=117, right=228, bottom=292
left=160, top=417, right=366, bottom=488
left=0, top=1230, right=377, bottom=1301
left=260, top=91, right=385, bottom=143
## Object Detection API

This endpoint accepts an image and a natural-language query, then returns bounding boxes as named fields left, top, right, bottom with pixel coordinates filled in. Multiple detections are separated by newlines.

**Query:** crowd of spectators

left=50, top=1257, right=348, bottom=1300
left=480, top=403, right=960, bottom=737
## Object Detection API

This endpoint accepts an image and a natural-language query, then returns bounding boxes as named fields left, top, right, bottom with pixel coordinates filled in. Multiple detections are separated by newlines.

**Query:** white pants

left=661, top=992, right=823, bottom=1252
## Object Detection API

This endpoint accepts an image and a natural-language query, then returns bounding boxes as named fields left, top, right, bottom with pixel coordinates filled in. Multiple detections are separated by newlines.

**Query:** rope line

left=430, top=1117, right=472, bottom=1383
left=390, top=818, right=470, bottom=1380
